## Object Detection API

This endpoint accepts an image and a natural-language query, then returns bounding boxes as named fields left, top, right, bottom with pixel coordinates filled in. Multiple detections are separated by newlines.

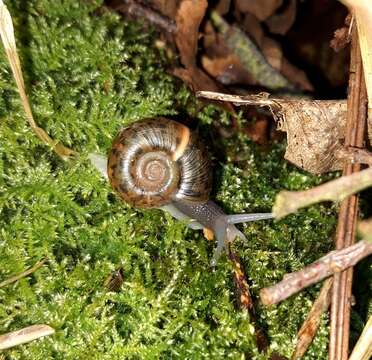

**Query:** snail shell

left=107, top=117, right=212, bottom=208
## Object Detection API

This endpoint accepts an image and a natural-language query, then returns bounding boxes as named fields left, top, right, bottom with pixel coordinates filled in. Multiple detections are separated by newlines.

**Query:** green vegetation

left=0, top=1, right=358, bottom=359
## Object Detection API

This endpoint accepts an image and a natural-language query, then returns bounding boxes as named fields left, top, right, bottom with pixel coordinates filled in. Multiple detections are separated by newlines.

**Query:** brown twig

left=0, top=258, right=47, bottom=288
left=291, top=278, right=333, bottom=360
left=330, top=27, right=367, bottom=360
left=259, top=240, right=372, bottom=306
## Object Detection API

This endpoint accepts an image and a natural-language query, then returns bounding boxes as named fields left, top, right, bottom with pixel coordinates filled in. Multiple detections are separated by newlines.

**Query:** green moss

left=0, top=1, right=349, bottom=359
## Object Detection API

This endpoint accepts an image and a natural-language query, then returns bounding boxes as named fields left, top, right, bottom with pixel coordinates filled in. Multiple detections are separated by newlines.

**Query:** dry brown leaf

left=244, top=117, right=269, bottom=144
left=242, top=13, right=264, bottom=47
left=275, top=100, right=347, bottom=173
left=265, top=0, right=297, bottom=35
left=198, top=92, right=348, bottom=174
left=150, top=0, right=179, bottom=19
left=173, top=67, right=220, bottom=93
left=201, top=54, right=256, bottom=85
left=175, top=0, right=208, bottom=68
left=281, top=58, right=314, bottom=92
left=261, top=37, right=283, bottom=70
left=235, top=0, right=283, bottom=21
left=173, top=68, right=235, bottom=114
left=215, top=0, right=231, bottom=15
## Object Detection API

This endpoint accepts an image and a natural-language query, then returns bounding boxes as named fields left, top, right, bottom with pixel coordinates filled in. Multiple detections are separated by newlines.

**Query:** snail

left=89, top=117, right=273, bottom=266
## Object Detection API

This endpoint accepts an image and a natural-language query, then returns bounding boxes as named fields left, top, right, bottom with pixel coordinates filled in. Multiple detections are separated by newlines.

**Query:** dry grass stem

left=348, top=315, right=372, bottom=360
left=0, top=324, right=54, bottom=350
left=0, top=0, right=76, bottom=160
left=0, top=258, right=47, bottom=288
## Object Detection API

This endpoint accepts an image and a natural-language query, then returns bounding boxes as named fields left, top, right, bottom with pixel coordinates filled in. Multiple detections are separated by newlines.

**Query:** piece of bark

left=339, top=0, right=372, bottom=138
left=291, top=279, right=333, bottom=360
left=0, top=325, right=55, bottom=350
left=260, top=240, right=372, bottom=305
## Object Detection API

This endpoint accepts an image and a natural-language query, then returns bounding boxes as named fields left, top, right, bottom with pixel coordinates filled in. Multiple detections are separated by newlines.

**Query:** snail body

left=90, top=117, right=273, bottom=265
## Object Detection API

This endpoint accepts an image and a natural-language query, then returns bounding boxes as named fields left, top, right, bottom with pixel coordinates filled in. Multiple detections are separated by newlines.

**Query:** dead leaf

left=244, top=117, right=269, bottom=144
left=150, top=0, right=179, bottom=19
left=261, top=37, right=283, bottom=70
left=215, top=0, right=231, bottom=15
left=274, top=100, right=347, bottom=173
left=281, top=57, right=314, bottom=91
left=173, top=67, right=235, bottom=113
left=173, top=67, right=220, bottom=92
left=211, top=11, right=295, bottom=90
left=242, top=13, right=264, bottom=47
left=201, top=54, right=256, bottom=85
left=197, top=92, right=348, bottom=174
left=235, top=0, right=283, bottom=21
left=175, top=0, right=208, bottom=68
left=265, top=0, right=297, bottom=35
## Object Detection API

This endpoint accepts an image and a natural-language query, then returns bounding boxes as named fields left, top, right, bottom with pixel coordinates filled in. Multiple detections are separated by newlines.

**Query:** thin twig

left=0, top=258, right=47, bottom=288
left=272, top=166, right=372, bottom=219
left=291, top=278, right=333, bottom=360
left=259, top=240, right=372, bottom=306
left=197, top=90, right=278, bottom=107
left=0, top=324, right=54, bottom=350
left=330, top=27, right=367, bottom=360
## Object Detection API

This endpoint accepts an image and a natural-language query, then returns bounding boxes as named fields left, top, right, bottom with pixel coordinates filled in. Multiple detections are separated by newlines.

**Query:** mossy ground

left=0, top=1, right=368, bottom=359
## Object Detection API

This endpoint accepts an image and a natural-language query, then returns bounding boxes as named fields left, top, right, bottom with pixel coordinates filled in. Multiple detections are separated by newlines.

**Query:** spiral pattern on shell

left=107, top=118, right=212, bottom=208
